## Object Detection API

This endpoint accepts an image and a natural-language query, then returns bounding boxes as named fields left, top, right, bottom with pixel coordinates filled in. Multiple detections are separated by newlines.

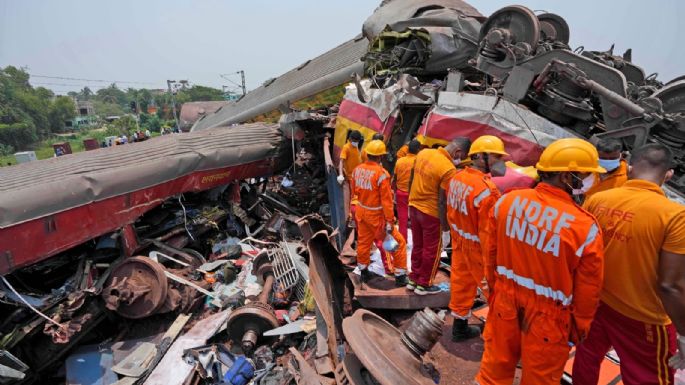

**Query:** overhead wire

left=29, top=74, right=159, bottom=85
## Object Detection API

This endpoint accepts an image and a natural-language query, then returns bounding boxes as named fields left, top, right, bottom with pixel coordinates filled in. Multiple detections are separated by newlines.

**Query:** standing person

left=572, top=143, right=685, bottom=385
left=406, top=137, right=471, bottom=295
left=338, top=130, right=363, bottom=222
left=477, top=138, right=606, bottom=385
left=351, top=140, right=408, bottom=285
left=361, top=133, right=385, bottom=163
left=584, top=137, right=628, bottom=199
left=447, top=135, right=507, bottom=341
left=392, top=139, right=420, bottom=242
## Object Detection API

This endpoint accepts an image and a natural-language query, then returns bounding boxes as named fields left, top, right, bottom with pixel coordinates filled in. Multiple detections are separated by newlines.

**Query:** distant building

left=179, top=101, right=230, bottom=132
left=76, top=100, right=95, bottom=116
left=65, top=99, right=97, bottom=130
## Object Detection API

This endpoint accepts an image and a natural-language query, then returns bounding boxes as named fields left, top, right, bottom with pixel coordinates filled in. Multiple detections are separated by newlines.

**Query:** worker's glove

left=337, top=175, right=345, bottom=185
left=669, top=335, right=685, bottom=369
left=386, top=222, right=393, bottom=234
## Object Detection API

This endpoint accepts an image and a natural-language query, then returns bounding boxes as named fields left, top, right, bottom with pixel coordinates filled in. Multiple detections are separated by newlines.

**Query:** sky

left=1, top=0, right=683, bottom=95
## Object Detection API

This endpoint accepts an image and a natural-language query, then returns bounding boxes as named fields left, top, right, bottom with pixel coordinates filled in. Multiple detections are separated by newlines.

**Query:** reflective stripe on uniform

left=451, top=223, right=480, bottom=243
left=473, top=189, right=491, bottom=208
left=495, top=265, right=573, bottom=306
left=377, top=173, right=388, bottom=186
left=494, top=194, right=507, bottom=219
left=358, top=203, right=383, bottom=211
left=575, top=223, right=598, bottom=257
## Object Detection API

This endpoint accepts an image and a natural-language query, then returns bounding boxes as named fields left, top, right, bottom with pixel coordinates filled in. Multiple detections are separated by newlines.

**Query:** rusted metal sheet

left=342, top=309, right=435, bottom=385
left=298, top=215, right=346, bottom=373
left=348, top=269, right=451, bottom=309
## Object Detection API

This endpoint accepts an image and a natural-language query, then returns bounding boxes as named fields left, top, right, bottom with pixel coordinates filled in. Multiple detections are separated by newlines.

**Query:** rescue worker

left=477, top=138, right=606, bottom=385
left=573, top=143, right=685, bottom=385
left=406, top=137, right=471, bottom=295
left=392, top=139, right=420, bottom=242
left=396, top=142, right=409, bottom=159
left=584, top=137, right=628, bottom=199
left=350, top=140, right=408, bottom=285
left=447, top=135, right=507, bottom=341
left=361, top=133, right=385, bottom=163
left=338, top=130, right=363, bottom=222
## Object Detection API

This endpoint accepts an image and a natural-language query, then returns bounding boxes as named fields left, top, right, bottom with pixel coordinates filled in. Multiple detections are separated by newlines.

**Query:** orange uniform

left=477, top=183, right=604, bottom=385
left=446, top=167, right=500, bottom=318
left=396, top=144, right=409, bottom=159
left=408, top=147, right=457, bottom=218
left=585, top=179, right=685, bottom=324
left=340, top=142, right=362, bottom=181
left=393, top=153, right=416, bottom=193
left=585, top=159, right=627, bottom=199
left=351, top=161, right=407, bottom=273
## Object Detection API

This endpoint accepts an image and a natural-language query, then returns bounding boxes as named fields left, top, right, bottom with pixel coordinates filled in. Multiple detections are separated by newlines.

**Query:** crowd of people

left=338, top=129, right=685, bottom=385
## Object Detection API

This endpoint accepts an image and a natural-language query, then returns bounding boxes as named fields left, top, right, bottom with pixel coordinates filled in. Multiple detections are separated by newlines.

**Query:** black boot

left=394, top=274, right=408, bottom=287
left=360, top=268, right=372, bottom=283
left=452, top=318, right=480, bottom=342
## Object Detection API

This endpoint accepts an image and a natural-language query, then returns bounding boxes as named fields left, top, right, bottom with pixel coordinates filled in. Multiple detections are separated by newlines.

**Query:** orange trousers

left=476, top=290, right=571, bottom=385
left=355, top=208, right=407, bottom=274
left=449, top=237, right=488, bottom=317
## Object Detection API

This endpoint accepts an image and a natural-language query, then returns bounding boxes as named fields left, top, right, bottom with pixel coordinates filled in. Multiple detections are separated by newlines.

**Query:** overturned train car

left=333, top=1, right=685, bottom=203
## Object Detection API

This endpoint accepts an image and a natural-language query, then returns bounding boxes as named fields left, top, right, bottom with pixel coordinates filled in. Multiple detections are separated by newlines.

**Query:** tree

left=96, top=84, right=127, bottom=106
left=177, top=85, right=224, bottom=102
left=79, top=87, right=93, bottom=100
left=113, top=115, right=138, bottom=134
left=48, top=96, right=76, bottom=132
left=93, top=100, right=125, bottom=118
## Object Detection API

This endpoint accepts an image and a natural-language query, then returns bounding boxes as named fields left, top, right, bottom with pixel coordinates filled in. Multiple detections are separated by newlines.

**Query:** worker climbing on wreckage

left=573, top=143, right=685, bottom=385
left=406, top=137, right=471, bottom=295
left=447, top=135, right=507, bottom=342
left=350, top=139, right=408, bottom=286
left=477, top=138, right=606, bottom=384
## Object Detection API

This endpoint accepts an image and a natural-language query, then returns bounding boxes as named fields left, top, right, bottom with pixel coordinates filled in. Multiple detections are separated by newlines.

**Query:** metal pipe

left=258, top=273, right=275, bottom=304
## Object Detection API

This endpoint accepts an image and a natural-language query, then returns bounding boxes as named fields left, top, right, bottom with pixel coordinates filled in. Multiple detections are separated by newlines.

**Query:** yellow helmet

left=468, top=135, right=509, bottom=156
left=365, top=140, right=387, bottom=156
left=536, top=138, right=607, bottom=173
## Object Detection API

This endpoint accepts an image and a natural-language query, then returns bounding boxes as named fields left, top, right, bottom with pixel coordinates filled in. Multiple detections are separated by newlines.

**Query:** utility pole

left=239, top=70, right=246, bottom=96
left=220, top=71, right=246, bottom=96
left=167, top=80, right=182, bottom=132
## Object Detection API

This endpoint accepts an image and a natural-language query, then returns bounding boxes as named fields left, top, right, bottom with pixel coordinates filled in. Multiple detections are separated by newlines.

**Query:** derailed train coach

left=333, top=0, right=685, bottom=203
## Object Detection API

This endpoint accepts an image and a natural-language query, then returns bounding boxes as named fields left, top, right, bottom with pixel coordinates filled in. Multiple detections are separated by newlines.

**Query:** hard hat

left=536, top=138, right=607, bottom=173
left=365, top=140, right=387, bottom=156
left=468, top=135, right=509, bottom=156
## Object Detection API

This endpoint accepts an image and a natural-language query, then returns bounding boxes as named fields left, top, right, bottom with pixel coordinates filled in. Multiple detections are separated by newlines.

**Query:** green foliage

left=139, top=113, right=161, bottom=132
left=113, top=115, right=138, bottom=134
left=48, top=96, right=76, bottom=133
left=93, top=100, right=125, bottom=118
left=0, top=143, right=14, bottom=156
left=0, top=122, right=38, bottom=150
left=177, top=85, right=225, bottom=102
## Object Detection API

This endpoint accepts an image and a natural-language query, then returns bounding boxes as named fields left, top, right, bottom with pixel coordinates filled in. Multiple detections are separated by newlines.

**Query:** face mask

left=569, top=174, right=595, bottom=196
left=350, top=141, right=359, bottom=148
left=598, top=158, right=620, bottom=172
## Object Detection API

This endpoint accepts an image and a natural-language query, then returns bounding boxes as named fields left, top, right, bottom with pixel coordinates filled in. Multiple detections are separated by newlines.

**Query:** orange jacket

left=340, top=142, right=361, bottom=180
left=350, top=161, right=395, bottom=223
left=447, top=167, right=501, bottom=256
left=485, top=183, right=604, bottom=337
left=394, top=153, right=416, bottom=193
left=585, top=159, right=627, bottom=199
left=396, top=144, right=409, bottom=159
